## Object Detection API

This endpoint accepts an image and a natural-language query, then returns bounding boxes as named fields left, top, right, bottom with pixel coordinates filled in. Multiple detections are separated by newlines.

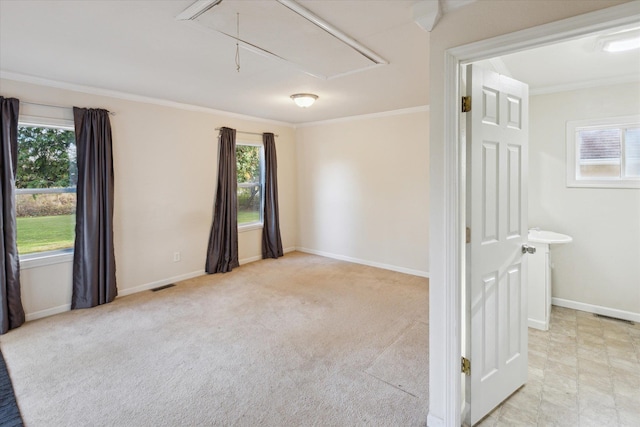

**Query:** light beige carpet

left=0, top=252, right=429, bottom=426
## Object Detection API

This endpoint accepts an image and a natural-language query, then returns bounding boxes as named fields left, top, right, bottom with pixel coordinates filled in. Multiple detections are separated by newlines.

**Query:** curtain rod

left=215, top=127, right=278, bottom=138
left=20, top=101, right=116, bottom=116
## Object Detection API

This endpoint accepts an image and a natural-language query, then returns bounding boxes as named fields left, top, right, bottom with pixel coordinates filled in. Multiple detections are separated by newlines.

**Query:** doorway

left=440, top=4, right=640, bottom=426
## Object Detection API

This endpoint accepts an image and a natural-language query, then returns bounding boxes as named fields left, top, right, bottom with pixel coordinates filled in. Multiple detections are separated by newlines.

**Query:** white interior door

left=466, top=64, right=529, bottom=425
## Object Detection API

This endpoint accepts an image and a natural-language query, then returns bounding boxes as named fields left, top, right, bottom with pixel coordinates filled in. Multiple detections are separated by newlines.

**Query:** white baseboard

left=112, top=248, right=298, bottom=296
left=24, top=248, right=299, bottom=323
left=527, top=318, right=548, bottom=331
left=552, top=297, right=640, bottom=323
left=239, top=246, right=296, bottom=265
left=117, top=270, right=205, bottom=297
left=296, top=247, right=429, bottom=278
left=239, top=255, right=263, bottom=265
left=25, top=304, right=72, bottom=322
left=26, top=273, right=206, bottom=322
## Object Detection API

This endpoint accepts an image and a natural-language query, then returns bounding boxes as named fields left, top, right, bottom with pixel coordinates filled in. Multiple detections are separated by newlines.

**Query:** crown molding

left=296, top=105, right=430, bottom=128
left=0, top=70, right=295, bottom=128
left=530, top=73, right=640, bottom=96
left=1, top=70, right=431, bottom=130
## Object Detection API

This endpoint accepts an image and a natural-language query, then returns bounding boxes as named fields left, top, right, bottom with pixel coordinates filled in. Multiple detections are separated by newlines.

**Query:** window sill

left=567, top=179, right=640, bottom=189
left=20, top=249, right=74, bottom=270
left=238, top=222, right=263, bottom=233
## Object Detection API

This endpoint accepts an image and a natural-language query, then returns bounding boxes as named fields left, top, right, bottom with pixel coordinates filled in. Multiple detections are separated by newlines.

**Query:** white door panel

left=467, top=64, right=529, bottom=425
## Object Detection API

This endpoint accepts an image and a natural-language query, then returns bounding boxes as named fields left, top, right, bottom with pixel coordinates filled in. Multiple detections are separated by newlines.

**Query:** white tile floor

left=476, top=306, right=640, bottom=426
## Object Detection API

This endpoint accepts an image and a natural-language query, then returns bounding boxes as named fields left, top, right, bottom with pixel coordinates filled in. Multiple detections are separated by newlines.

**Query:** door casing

left=436, top=4, right=640, bottom=426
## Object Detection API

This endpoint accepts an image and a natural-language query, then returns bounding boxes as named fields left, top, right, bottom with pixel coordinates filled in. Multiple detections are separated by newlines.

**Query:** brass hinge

left=462, top=96, right=471, bottom=113
left=461, top=357, right=471, bottom=376
left=466, top=227, right=471, bottom=244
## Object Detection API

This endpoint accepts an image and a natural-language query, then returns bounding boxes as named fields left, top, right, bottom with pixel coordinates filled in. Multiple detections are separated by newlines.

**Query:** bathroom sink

left=527, top=229, right=572, bottom=331
left=528, top=229, right=573, bottom=244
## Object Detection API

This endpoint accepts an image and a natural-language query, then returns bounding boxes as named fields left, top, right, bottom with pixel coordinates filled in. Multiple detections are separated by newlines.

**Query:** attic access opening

left=176, top=0, right=388, bottom=80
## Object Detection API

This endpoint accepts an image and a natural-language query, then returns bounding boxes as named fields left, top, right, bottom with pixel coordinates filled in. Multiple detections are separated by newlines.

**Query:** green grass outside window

left=17, top=211, right=262, bottom=256
left=238, top=210, right=261, bottom=225
left=16, top=214, right=75, bottom=255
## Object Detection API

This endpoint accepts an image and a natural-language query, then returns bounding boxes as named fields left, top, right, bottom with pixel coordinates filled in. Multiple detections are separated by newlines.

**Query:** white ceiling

left=190, top=1, right=383, bottom=79
left=0, top=0, right=430, bottom=124
left=0, top=1, right=638, bottom=125
left=477, top=28, right=640, bottom=95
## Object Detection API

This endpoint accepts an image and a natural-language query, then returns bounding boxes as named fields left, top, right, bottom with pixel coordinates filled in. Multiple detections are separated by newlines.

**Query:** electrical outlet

left=173, top=252, right=181, bottom=262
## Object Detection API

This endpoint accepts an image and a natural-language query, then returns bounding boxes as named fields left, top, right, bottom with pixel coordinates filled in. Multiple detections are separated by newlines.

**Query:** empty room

left=1, top=1, right=638, bottom=426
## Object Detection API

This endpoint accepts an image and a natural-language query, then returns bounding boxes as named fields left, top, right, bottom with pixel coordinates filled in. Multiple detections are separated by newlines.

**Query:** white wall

left=427, top=1, right=631, bottom=425
left=529, top=82, right=640, bottom=317
left=3, top=77, right=431, bottom=321
left=295, top=108, right=430, bottom=276
left=1, top=77, right=297, bottom=320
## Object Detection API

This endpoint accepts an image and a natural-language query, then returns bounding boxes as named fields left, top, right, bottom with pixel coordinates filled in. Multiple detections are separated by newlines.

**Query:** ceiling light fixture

left=176, top=0, right=223, bottom=21
left=291, top=93, right=318, bottom=108
left=598, top=29, right=640, bottom=53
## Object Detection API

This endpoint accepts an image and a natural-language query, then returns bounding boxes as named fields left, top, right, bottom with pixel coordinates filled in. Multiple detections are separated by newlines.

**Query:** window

left=236, top=143, right=264, bottom=228
left=567, top=116, right=640, bottom=188
left=16, top=122, right=77, bottom=257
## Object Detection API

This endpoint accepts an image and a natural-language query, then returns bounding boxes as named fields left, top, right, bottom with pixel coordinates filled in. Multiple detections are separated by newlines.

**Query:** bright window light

left=603, top=37, right=640, bottom=52
left=599, top=29, right=640, bottom=53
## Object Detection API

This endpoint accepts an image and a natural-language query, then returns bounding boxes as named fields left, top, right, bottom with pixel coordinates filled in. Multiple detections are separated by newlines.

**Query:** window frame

left=236, top=141, right=265, bottom=232
left=566, top=115, right=640, bottom=189
left=16, top=116, right=77, bottom=268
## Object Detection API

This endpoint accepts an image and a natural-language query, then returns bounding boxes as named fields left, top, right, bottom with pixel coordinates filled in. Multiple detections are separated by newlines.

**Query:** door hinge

left=461, top=357, right=471, bottom=376
left=466, top=227, right=471, bottom=244
left=462, top=96, right=471, bottom=112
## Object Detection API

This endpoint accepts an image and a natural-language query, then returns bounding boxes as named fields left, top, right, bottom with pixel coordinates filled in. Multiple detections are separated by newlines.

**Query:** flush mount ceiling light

left=597, top=29, right=640, bottom=52
left=290, top=93, right=318, bottom=108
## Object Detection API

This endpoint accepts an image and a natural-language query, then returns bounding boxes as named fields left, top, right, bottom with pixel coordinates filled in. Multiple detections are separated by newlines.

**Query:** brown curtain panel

left=261, top=133, right=283, bottom=259
left=0, top=97, right=25, bottom=334
left=205, top=127, right=239, bottom=273
left=72, top=107, right=117, bottom=309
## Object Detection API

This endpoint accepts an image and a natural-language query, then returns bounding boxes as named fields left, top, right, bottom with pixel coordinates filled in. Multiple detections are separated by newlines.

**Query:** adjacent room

left=470, top=27, right=640, bottom=426
left=1, top=1, right=638, bottom=426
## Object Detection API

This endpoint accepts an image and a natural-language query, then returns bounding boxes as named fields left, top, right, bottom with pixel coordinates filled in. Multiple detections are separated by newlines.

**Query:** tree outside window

left=16, top=125, right=77, bottom=255
left=236, top=144, right=263, bottom=226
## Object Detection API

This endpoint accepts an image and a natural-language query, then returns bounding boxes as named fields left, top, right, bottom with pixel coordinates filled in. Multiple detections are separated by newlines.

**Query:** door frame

left=439, top=3, right=640, bottom=426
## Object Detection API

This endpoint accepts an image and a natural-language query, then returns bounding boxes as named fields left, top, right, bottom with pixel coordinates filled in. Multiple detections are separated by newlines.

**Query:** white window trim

left=238, top=222, right=263, bottom=233
left=17, top=115, right=76, bottom=266
left=566, top=115, right=640, bottom=189
left=19, top=115, right=74, bottom=131
left=236, top=141, right=264, bottom=231
left=20, top=250, right=74, bottom=270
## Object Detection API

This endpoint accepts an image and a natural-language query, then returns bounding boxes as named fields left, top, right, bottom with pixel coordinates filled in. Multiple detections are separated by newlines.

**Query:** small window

left=236, top=143, right=263, bottom=228
left=566, top=116, right=640, bottom=188
left=16, top=123, right=77, bottom=256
